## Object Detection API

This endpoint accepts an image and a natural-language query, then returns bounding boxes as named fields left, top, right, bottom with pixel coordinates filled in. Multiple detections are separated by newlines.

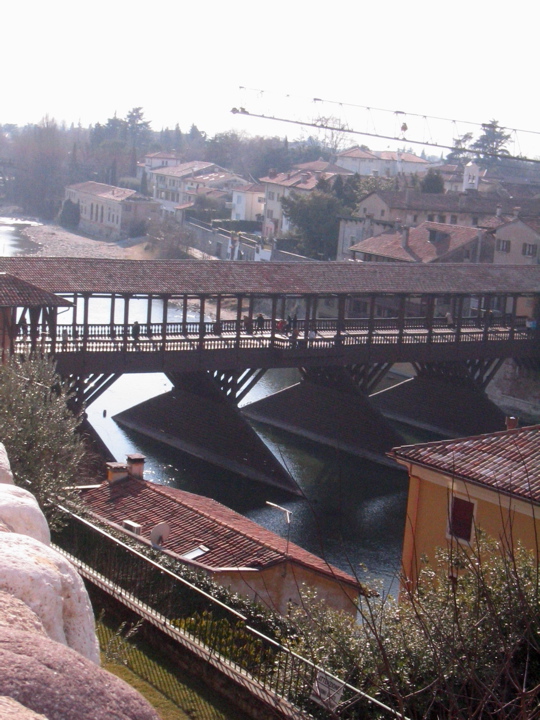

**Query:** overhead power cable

left=237, top=86, right=540, bottom=141
left=230, top=107, right=540, bottom=165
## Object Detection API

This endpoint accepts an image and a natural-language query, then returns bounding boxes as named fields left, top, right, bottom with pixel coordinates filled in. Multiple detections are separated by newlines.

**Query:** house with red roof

left=335, top=147, right=428, bottom=177
left=64, top=182, right=160, bottom=240
left=259, top=161, right=352, bottom=238
left=388, top=423, right=540, bottom=587
left=348, top=221, right=493, bottom=264
left=79, top=455, right=363, bottom=616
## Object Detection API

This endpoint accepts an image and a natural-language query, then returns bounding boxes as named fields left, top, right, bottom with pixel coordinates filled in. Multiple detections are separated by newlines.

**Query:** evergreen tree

left=471, top=120, right=511, bottom=169
left=0, top=356, right=88, bottom=529
left=421, top=169, right=445, bottom=194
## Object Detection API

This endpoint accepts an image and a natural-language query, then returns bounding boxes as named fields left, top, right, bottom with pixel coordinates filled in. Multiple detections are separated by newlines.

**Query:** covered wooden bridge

left=0, top=258, right=537, bottom=490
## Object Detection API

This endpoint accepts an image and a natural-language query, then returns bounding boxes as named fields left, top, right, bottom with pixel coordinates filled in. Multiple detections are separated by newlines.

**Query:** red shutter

left=450, top=497, right=474, bottom=541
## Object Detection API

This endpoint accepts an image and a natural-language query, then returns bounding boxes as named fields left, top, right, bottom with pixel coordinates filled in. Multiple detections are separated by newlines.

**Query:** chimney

left=513, top=206, right=521, bottom=218
left=401, top=226, right=410, bottom=249
left=505, top=416, right=518, bottom=430
left=106, top=462, right=129, bottom=483
left=127, top=453, right=146, bottom=479
left=496, top=204, right=502, bottom=217
left=268, top=168, right=277, bottom=179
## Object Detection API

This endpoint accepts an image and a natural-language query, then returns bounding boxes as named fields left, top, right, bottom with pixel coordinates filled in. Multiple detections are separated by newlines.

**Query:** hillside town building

left=79, top=456, right=362, bottom=616
left=348, top=222, right=492, bottom=263
left=260, top=160, right=352, bottom=238
left=389, top=424, right=540, bottom=588
left=64, top=182, right=160, bottom=240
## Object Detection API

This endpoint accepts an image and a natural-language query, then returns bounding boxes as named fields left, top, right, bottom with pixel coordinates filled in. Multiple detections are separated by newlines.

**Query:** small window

left=437, top=214, right=446, bottom=223
left=413, top=214, right=418, bottom=222
left=267, top=191, right=275, bottom=201
left=266, top=209, right=274, bottom=219
left=496, top=239, right=511, bottom=253
left=472, top=216, right=479, bottom=226
left=182, top=544, right=210, bottom=561
left=449, top=497, right=475, bottom=542
left=380, top=209, right=385, bottom=217
left=522, top=243, right=538, bottom=257
left=450, top=215, right=458, bottom=224
left=427, top=214, right=435, bottom=222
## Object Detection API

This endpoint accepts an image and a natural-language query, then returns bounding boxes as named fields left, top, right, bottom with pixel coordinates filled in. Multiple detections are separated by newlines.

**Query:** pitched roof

left=232, top=183, right=264, bottom=194
left=80, top=477, right=360, bottom=587
left=389, top=425, right=540, bottom=504
left=259, top=168, right=349, bottom=190
left=66, top=182, right=138, bottom=202
left=292, top=160, right=353, bottom=175
left=0, top=258, right=537, bottom=296
left=147, top=161, right=216, bottom=178
left=359, top=190, right=540, bottom=216
left=376, top=151, right=428, bottom=164
left=337, top=147, right=378, bottom=160
left=349, top=222, right=484, bottom=263
left=0, top=273, right=71, bottom=307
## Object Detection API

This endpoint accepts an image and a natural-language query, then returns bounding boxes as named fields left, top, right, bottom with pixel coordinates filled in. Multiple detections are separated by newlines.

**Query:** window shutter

left=449, top=497, right=474, bottom=541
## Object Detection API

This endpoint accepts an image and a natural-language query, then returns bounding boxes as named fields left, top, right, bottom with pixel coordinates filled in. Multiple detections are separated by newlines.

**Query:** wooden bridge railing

left=14, top=315, right=534, bottom=356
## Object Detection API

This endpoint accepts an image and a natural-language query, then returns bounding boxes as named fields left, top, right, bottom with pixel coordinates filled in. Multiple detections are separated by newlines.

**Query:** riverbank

left=19, top=224, right=157, bottom=260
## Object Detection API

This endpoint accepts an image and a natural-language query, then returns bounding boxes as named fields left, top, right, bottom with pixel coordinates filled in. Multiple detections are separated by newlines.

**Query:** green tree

left=446, top=132, right=473, bottom=164
left=280, top=190, right=345, bottom=259
left=288, top=533, right=540, bottom=719
left=0, top=356, right=88, bottom=528
left=421, top=169, right=445, bottom=194
left=58, top=198, right=80, bottom=230
left=471, top=120, right=511, bottom=169
left=125, top=107, right=151, bottom=152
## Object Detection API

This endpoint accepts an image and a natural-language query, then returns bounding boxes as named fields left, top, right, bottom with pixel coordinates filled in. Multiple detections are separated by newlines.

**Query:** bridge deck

left=26, top=318, right=534, bottom=357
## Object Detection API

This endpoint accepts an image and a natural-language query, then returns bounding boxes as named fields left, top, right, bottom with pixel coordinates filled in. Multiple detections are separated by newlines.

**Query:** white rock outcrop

left=0, top=696, right=48, bottom=719
left=0, top=444, right=14, bottom=484
left=0, top=485, right=50, bottom=545
left=0, top=591, right=47, bottom=637
left=0, top=533, right=99, bottom=664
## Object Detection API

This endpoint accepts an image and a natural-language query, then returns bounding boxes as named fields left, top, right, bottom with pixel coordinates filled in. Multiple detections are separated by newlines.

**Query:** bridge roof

left=0, top=273, right=71, bottom=307
left=0, top=258, right=538, bottom=296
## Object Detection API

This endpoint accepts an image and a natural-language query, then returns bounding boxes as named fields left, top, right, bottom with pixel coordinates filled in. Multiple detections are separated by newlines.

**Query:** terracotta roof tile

left=80, top=478, right=359, bottom=587
left=0, top=258, right=537, bottom=296
left=350, top=222, right=485, bottom=263
left=0, top=273, right=70, bottom=307
left=360, top=190, right=540, bottom=216
left=389, top=425, right=540, bottom=503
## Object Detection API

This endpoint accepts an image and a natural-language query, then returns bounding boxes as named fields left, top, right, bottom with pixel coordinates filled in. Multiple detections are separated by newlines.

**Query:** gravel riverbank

left=19, top=224, right=156, bottom=260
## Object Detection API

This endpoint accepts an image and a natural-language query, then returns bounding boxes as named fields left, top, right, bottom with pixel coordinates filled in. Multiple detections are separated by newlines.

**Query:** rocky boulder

left=0, top=533, right=99, bottom=663
left=0, top=627, right=160, bottom=720
left=0, top=696, right=48, bottom=719
left=0, top=484, right=50, bottom=545
left=0, top=443, right=13, bottom=484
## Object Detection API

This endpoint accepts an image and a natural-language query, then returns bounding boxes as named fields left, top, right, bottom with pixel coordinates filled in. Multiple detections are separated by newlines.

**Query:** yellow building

left=389, top=424, right=540, bottom=587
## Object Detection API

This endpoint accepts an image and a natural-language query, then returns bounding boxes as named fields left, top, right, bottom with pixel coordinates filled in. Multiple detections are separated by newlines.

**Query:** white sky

left=5, top=0, right=540, bottom=157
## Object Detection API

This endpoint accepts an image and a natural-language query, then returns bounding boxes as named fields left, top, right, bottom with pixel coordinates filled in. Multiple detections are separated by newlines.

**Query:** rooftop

left=0, top=273, right=71, bottom=308
left=80, top=476, right=359, bottom=587
left=148, top=161, right=216, bottom=178
left=359, top=190, right=540, bottom=216
left=0, top=258, right=538, bottom=296
left=349, top=222, right=485, bottom=263
left=389, top=425, right=540, bottom=504
left=66, top=182, right=138, bottom=202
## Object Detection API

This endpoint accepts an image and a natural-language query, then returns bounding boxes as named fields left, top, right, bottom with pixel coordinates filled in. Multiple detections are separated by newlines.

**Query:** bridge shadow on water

left=93, top=407, right=438, bottom=596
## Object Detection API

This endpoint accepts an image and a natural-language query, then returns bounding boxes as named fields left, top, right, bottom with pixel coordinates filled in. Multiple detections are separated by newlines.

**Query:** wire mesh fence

left=54, top=509, right=407, bottom=720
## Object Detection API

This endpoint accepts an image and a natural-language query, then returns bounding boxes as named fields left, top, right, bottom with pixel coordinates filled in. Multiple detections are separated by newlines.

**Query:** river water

left=1, top=221, right=437, bottom=596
